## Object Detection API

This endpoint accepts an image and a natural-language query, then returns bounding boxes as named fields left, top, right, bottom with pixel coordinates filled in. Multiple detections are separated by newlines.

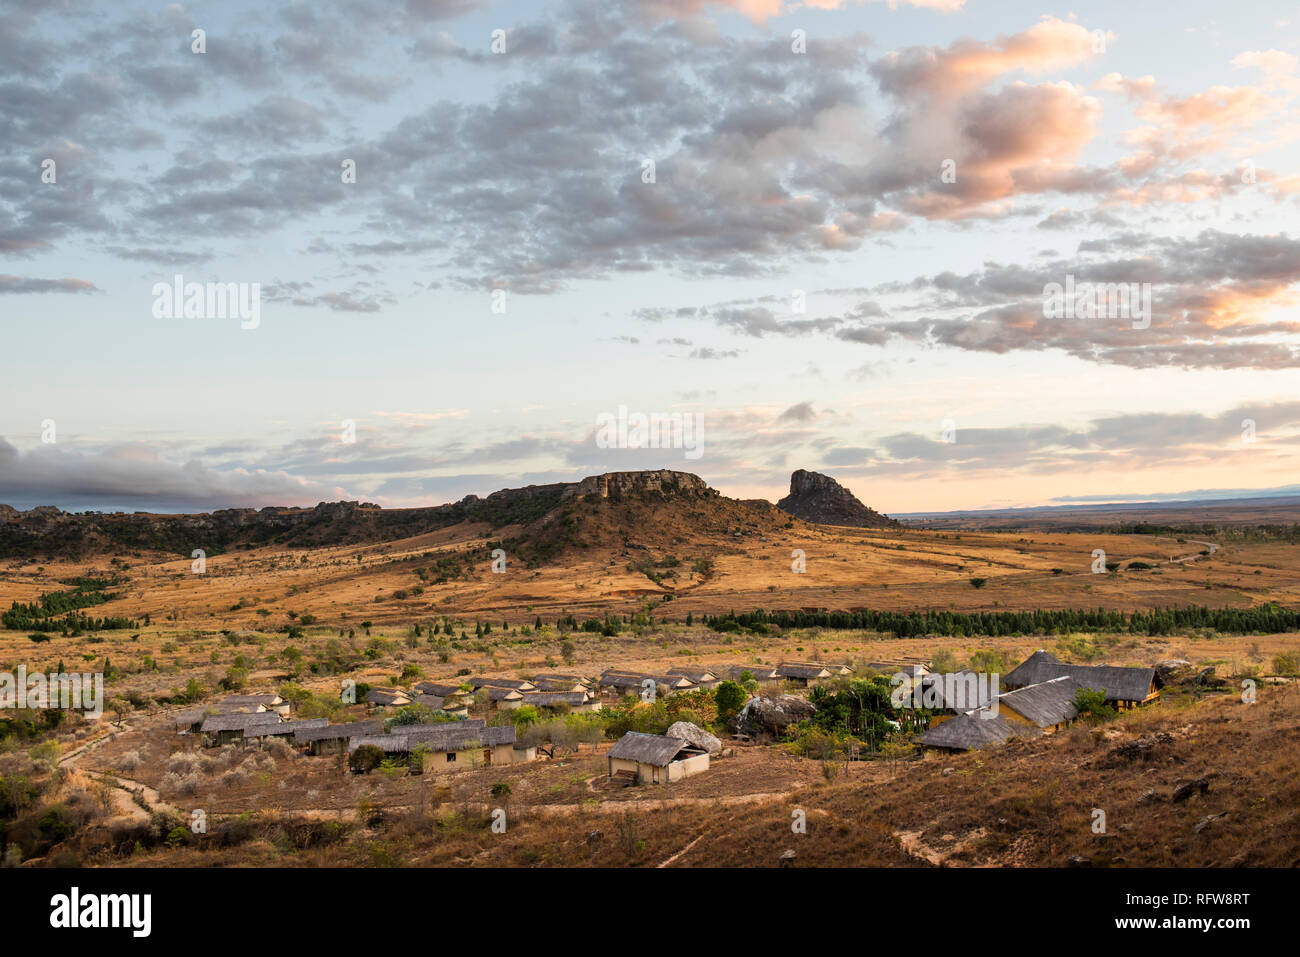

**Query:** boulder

left=1172, top=777, right=1210, bottom=802
left=665, top=721, right=722, bottom=755
left=1155, top=659, right=1195, bottom=682
left=1103, top=732, right=1174, bottom=766
left=1193, top=667, right=1226, bottom=688
left=731, top=695, right=816, bottom=738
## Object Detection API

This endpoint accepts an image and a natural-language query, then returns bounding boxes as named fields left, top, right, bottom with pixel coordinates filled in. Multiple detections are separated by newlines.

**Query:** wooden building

left=242, top=718, right=329, bottom=742
left=465, top=676, right=537, bottom=692
left=716, top=664, right=779, bottom=685
left=219, top=693, right=289, bottom=716
left=598, top=671, right=695, bottom=698
left=364, top=688, right=412, bottom=709
left=997, top=676, right=1083, bottom=733
left=1002, top=651, right=1161, bottom=709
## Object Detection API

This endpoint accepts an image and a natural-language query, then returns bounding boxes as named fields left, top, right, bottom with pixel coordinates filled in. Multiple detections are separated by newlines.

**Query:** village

left=163, top=651, right=1170, bottom=790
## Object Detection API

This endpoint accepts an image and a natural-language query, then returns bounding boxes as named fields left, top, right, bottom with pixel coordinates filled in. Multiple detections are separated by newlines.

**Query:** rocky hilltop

left=565, top=470, right=713, bottom=501
left=0, top=470, right=725, bottom=559
left=776, top=469, right=899, bottom=529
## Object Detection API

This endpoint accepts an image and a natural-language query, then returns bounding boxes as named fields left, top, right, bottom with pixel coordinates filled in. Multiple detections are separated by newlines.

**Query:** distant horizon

left=3, top=469, right=1299, bottom=519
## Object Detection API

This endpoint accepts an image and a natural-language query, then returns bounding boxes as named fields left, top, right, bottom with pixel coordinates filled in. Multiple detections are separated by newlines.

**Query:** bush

left=1273, top=652, right=1300, bottom=676
left=1071, top=687, right=1116, bottom=723
left=349, top=744, right=385, bottom=774
left=714, top=681, right=747, bottom=723
left=115, top=750, right=142, bottom=772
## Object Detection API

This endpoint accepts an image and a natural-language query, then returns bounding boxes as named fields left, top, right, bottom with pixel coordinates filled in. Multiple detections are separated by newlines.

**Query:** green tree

left=714, top=681, right=747, bottom=723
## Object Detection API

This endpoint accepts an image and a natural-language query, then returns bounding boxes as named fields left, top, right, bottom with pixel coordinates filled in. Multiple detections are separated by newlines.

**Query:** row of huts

left=595, top=660, right=857, bottom=698
left=177, top=707, right=536, bottom=769
left=917, top=651, right=1162, bottom=751
left=363, top=673, right=604, bottom=715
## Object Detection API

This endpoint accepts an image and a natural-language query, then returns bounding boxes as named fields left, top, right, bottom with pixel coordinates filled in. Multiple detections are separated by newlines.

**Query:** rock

left=665, top=721, right=722, bottom=755
left=731, top=695, right=816, bottom=739
left=586, top=830, right=602, bottom=845
left=1138, top=788, right=1160, bottom=805
left=1067, top=855, right=1092, bottom=868
left=1193, top=667, right=1226, bottom=688
left=1172, top=777, right=1210, bottom=802
left=1104, top=732, right=1174, bottom=765
left=779, top=848, right=796, bottom=867
left=565, top=470, right=712, bottom=501
left=1155, top=659, right=1195, bottom=682
left=776, top=469, right=899, bottom=529
left=1194, top=812, right=1227, bottom=834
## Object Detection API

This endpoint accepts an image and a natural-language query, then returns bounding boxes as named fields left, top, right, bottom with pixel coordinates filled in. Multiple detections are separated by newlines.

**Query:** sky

left=2, top=0, right=1299, bottom=515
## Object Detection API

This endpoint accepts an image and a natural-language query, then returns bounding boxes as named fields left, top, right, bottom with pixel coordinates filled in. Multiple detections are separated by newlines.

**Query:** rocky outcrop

left=665, top=721, right=722, bottom=755
left=564, top=470, right=713, bottom=501
left=1155, top=659, right=1195, bottom=682
left=731, top=695, right=816, bottom=739
left=776, top=470, right=898, bottom=528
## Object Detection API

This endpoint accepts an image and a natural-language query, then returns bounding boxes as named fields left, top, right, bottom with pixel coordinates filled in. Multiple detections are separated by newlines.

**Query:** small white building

left=607, top=731, right=709, bottom=785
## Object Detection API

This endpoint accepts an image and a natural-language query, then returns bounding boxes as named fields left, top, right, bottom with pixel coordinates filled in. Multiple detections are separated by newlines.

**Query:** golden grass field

left=1, top=501, right=1297, bottom=868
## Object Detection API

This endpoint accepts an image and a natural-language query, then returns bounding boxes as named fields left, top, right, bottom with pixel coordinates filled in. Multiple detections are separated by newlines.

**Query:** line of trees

left=703, top=603, right=1300, bottom=637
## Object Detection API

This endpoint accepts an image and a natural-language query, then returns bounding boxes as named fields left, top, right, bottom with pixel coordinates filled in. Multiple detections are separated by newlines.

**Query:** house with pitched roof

left=606, top=731, right=709, bottom=784
left=199, top=711, right=283, bottom=746
left=997, top=675, right=1084, bottom=732
left=349, top=722, right=520, bottom=772
left=774, top=662, right=833, bottom=686
left=1002, top=651, right=1160, bottom=709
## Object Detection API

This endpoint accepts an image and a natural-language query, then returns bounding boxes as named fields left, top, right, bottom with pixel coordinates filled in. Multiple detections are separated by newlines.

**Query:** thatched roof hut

left=997, top=676, right=1083, bottom=729
left=607, top=731, right=704, bottom=766
left=1002, top=651, right=1159, bottom=705
left=918, top=711, right=1039, bottom=751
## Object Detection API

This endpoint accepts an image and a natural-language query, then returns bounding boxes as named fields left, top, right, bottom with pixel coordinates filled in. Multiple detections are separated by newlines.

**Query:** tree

left=930, top=648, right=958, bottom=674
left=1071, top=687, right=1116, bottom=723
left=714, top=681, right=747, bottom=723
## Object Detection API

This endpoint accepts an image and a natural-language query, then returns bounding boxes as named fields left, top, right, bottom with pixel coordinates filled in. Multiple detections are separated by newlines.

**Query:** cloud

left=0, top=438, right=353, bottom=512
left=0, top=275, right=99, bottom=294
left=778, top=401, right=817, bottom=423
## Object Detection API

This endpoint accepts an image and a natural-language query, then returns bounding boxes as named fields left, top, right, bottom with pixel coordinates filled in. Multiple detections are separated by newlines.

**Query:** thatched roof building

left=918, top=711, right=1040, bottom=751
left=997, top=676, right=1083, bottom=730
left=1002, top=651, right=1160, bottom=707
left=607, top=731, right=710, bottom=784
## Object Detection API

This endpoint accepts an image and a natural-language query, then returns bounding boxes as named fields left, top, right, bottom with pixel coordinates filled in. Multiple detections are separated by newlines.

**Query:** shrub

left=349, top=744, right=385, bottom=774
left=1273, top=652, right=1300, bottom=676
left=1071, top=687, right=1116, bottom=723
left=115, top=750, right=142, bottom=772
